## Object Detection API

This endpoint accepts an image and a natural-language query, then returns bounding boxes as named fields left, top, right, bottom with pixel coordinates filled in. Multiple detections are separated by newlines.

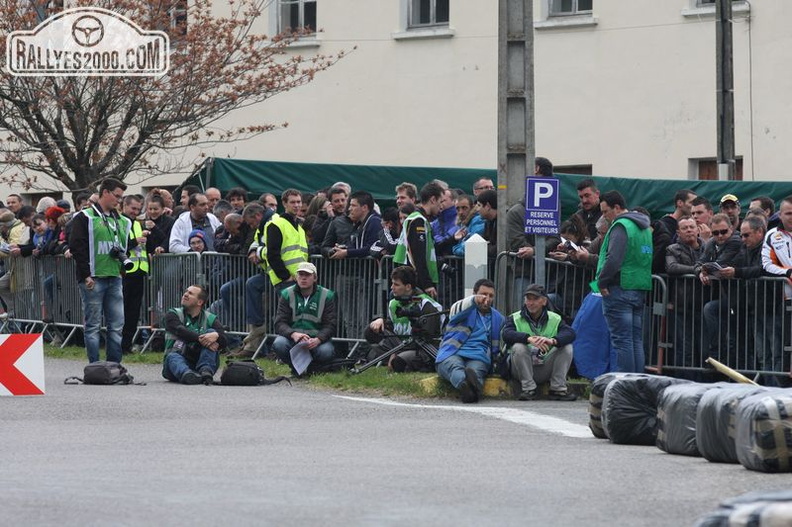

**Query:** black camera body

left=109, top=244, right=135, bottom=271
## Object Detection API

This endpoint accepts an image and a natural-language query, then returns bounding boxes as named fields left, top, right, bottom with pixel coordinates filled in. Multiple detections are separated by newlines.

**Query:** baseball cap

left=720, top=194, right=739, bottom=205
left=56, top=199, right=71, bottom=211
left=524, top=284, right=548, bottom=298
left=295, top=261, right=317, bottom=275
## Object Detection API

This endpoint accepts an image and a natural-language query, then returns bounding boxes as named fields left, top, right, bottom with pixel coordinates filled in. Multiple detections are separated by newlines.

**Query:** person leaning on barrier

left=272, top=262, right=337, bottom=375
left=365, top=266, right=443, bottom=372
left=236, top=189, right=308, bottom=358
left=572, top=177, right=602, bottom=243
left=761, top=196, right=792, bottom=374
left=395, top=181, right=443, bottom=299
left=68, top=178, right=132, bottom=363
left=693, top=213, right=742, bottom=283
left=436, top=278, right=505, bottom=404
left=501, top=284, right=577, bottom=401
left=143, top=194, right=174, bottom=255
left=162, top=284, right=228, bottom=385
left=665, top=216, right=705, bottom=367
left=169, top=193, right=221, bottom=253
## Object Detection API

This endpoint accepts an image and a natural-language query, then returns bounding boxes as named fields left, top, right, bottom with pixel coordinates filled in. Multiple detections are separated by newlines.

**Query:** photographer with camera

left=69, top=178, right=133, bottom=363
left=365, top=266, right=444, bottom=372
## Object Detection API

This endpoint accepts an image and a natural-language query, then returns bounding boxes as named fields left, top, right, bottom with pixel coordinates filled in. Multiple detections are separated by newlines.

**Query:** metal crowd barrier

left=656, top=274, right=791, bottom=377
left=6, top=251, right=791, bottom=379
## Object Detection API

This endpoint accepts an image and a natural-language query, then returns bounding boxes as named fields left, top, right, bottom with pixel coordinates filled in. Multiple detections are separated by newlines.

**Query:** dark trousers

left=122, top=272, right=146, bottom=352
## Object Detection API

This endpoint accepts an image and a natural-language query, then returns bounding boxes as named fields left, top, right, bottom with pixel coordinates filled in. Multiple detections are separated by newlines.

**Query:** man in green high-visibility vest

left=501, top=284, right=577, bottom=401
left=69, top=178, right=132, bottom=363
left=592, top=191, right=653, bottom=373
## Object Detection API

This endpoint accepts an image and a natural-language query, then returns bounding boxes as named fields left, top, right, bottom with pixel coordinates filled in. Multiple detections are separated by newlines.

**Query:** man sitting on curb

left=272, top=261, right=337, bottom=376
left=435, top=278, right=505, bottom=404
left=501, top=284, right=577, bottom=401
left=162, top=285, right=227, bottom=385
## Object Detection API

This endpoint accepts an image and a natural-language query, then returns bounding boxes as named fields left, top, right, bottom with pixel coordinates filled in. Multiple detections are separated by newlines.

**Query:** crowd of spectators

left=1, top=163, right=791, bottom=392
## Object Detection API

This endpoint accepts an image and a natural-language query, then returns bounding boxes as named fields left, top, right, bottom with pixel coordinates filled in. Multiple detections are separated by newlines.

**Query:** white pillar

left=463, top=234, right=488, bottom=297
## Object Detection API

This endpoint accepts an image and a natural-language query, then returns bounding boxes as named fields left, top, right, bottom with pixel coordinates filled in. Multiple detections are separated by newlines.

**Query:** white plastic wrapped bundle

left=602, top=375, right=690, bottom=445
left=588, top=373, right=648, bottom=439
left=657, top=383, right=726, bottom=456
left=695, top=385, right=769, bottom=463
left=735, top=390, right=792, bottom=473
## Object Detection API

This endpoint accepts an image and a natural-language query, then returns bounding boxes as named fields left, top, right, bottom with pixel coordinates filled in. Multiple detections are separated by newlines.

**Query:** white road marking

left=335, top=395, right=592, bottom=438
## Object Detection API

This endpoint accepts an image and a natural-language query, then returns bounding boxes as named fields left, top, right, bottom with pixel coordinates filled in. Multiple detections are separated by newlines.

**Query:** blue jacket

left=432, top=207, right=459, bottom=245
left=452, top=213, right=486, bottom=256
left=436, top=295, right=505, bottom=368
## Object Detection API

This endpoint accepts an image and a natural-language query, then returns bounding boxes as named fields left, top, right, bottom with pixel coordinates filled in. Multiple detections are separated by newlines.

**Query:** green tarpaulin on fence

left=182, top=157, right=792, bottom=220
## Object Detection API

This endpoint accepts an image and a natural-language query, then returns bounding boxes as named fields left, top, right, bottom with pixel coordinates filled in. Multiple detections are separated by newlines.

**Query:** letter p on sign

left=532, top=182, right=554, bottom=208
left=0, top=334, right=45, bottom=396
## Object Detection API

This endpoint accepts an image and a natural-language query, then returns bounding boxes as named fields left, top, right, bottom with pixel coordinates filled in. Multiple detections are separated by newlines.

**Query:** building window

left=168, top=0, right=188, bottom=37
left=408, top=0, right=449, bottom=28
left=549, top=0, right=593, bottom=16
left=279, top=0, right=317, bottom=33
left=695, top=158, right=743, bottom=181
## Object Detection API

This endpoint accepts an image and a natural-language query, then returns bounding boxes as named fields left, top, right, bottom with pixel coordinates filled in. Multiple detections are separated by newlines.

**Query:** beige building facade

left=8, top=0, right=789, bottom=203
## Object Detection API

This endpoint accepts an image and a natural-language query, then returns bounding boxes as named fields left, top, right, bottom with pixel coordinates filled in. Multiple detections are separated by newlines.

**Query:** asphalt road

left=1, top=358, right=791, bottom=527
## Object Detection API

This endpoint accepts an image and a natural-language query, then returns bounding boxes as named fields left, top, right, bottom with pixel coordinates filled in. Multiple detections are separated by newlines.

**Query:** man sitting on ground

left=365, top=266, right=443, bottom=372
left=272, top=262, right=337, bottom=375
left=501, top=284, right=577, bottom=401
left=435, top=278, right=505, bottom=404
left=162, top=285, right=227, bottom=385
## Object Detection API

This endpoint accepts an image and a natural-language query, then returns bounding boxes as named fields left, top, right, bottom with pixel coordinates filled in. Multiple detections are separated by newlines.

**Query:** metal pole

left=716, top=0, right=735, bottom=181
left=497, top=0, right=536, bottom=298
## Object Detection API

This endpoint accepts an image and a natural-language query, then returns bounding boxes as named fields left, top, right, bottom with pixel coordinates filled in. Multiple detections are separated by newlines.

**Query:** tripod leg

left=352, top=339, right=414, bottom=374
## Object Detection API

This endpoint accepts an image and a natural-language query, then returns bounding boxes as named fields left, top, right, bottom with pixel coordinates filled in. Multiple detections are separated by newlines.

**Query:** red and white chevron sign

left=0, top=334, right=45, bottom=396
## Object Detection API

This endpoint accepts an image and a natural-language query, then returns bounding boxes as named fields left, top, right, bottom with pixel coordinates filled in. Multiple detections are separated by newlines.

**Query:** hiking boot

left=228, top=347, right=255, bottom=359
left=458, top=380, right=478, bottom=403
left=180, top=370, right=202, bottom=385
left=389, top=355, right=407, bottom=373
left=464, top=367, right=481, bottom=397
left=518, top=389, right=538, bottom=401
left=548, top=389, right=578, bottom=401
left=199, top=368, right=214, bottom=385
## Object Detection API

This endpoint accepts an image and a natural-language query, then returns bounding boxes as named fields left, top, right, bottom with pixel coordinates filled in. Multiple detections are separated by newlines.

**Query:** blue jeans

left=162, top=346, right=220, bottom=382
left=245, top=273, right=270, bottom=326
left=221, top=276, right=245, bottom=328
left=272, top=335, right=335, bottom=371
left=601, top=286, right=646, bottom=373
left=79, top=277, right=124, bottom=363
left=436, top=354, right=489, bottom=389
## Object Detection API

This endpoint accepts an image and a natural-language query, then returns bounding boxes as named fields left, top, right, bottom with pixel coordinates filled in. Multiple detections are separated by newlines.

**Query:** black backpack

left=64, top=361, right=144, bottom=385
left=219, top=360, right=291, bottom=386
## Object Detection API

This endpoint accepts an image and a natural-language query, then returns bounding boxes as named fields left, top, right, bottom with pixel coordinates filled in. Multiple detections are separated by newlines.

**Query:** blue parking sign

left=524, top=176, right=560, bottom=235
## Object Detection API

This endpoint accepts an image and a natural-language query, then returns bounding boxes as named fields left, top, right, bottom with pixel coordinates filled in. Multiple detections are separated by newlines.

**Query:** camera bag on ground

left=601, top=374, right=690, bottom=445
left=695, top=385, right=770, bottom=463
left=64, top=361, right=144, bottom=385
left=735, top=391, right=792, bottom=473
left=656, top=383, right=727, bottom=456
left=219, top=360, right=291, bottom=386
left=588, top=372, right=649, bottom=439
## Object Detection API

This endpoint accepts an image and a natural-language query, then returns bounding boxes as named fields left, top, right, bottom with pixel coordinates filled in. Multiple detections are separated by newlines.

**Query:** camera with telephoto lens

left=439, top=262, right=456, bottom=276
left=109, top=244, right=135, bottom=271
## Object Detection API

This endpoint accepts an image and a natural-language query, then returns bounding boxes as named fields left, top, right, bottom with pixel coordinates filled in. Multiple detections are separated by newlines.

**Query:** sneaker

left=458, top=380, right=478, bottom=404
left=548, top=389, right=578, bottom=401
left=518, top=389, right=538, bottom=401
left=180, top=370, right=202, bottom=385
left=199, top=368, right=214, bottom=385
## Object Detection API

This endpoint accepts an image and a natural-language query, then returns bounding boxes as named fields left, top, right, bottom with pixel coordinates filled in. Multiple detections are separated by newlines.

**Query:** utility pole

left=716, top=0, right=735, bottom=181
left=496, top=0, right=536, bottom=298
